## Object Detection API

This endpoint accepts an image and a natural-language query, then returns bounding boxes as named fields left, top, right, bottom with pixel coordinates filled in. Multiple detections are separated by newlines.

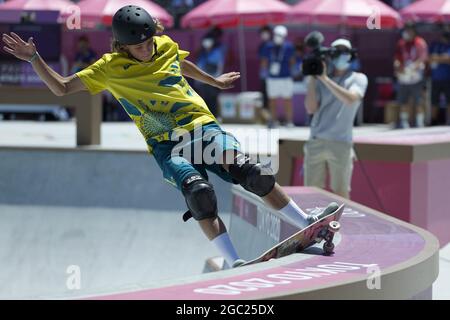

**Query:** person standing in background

left=429, top=27, right=450, bottom=125
left=195, top=27, right=226, bottom=120
left=292, top=38, right=305, bottom=83
left=71, top=35, right=97, bottom=73
left=258, top=25, right=272, bottom=123
left=394, top=22, right=428, bottom=128
left=260, top=25, right=296, bottom=128
left=304, top=39, right=368, bottom=199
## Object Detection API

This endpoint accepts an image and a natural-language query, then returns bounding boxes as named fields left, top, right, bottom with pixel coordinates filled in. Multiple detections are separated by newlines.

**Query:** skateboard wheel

left=323, top=242, right=335, bottom=254
left=328, top=221, right=340, bottom=232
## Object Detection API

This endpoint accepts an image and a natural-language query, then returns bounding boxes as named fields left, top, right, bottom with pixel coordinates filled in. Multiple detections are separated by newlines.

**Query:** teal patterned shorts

left=152, top=122, right=242, bottom=190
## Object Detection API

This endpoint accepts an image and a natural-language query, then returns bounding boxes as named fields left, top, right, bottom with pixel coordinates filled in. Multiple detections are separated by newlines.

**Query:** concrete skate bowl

left=0, top=147, right=440, bottom=299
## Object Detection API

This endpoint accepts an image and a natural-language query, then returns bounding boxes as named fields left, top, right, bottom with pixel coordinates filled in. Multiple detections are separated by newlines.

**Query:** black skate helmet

left=112, top=5, right=157, bottom=45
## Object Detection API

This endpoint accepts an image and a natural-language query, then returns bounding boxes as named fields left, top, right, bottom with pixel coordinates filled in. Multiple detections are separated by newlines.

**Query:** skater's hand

left=213, top=72, right=241, bottom=89
left=2, top=32, right=37, bottom=62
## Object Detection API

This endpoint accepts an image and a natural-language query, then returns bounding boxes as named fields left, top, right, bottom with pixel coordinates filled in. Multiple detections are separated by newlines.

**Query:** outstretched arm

left=2, top=32, right=86, bottom=96
left=181, top=59, right=240, bottom=89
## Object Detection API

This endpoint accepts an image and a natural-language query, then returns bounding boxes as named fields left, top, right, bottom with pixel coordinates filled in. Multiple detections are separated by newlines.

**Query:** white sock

left=211, top=233, right=240, bottom=267
left=279, top=200, right=310, bottom=229
left=416, top=113, right=425, bottom=127
left=400, top=112, right=409, bottom=127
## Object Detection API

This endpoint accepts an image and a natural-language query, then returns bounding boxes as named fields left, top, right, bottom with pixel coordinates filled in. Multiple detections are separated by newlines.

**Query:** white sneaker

left=400, top=121, right=410, bottom=129
left=306, top=202, right=339, bottom=226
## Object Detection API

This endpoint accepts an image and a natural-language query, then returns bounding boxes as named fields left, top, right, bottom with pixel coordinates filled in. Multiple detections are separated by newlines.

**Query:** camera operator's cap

left=273, top=25, right=288, bottom=38
left=331, top=38, right=352, bottom=49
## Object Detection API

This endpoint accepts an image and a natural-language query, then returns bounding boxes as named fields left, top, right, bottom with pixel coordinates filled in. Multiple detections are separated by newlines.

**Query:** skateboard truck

left=322, top=221, right=340, bottom=254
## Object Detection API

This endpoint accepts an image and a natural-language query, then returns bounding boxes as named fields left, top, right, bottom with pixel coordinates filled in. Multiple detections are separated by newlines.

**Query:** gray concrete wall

left=0, top=148, right=233, bottom=213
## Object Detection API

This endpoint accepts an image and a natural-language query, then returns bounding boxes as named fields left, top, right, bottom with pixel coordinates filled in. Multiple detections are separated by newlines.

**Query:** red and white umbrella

left=181, top=0, right=290, bottom=29
left=0, top=0, right=73, bottom=23
left=290, top=0, right=402, bottom=29
left=0, top=0, right=72, bottom=11
left=65, top=0, right=173, bottom=28
left=400, top=0, right=450, bottom=22
left=181, top=0, right=291, bottom=91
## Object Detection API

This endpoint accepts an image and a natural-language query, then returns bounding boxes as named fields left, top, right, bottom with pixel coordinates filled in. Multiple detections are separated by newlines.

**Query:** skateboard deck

left=241, top=203, right=345, bottom=266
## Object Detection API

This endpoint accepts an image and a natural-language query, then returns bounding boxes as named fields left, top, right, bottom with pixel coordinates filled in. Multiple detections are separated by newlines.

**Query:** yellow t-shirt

left=76, top=35, right=217, bottom=153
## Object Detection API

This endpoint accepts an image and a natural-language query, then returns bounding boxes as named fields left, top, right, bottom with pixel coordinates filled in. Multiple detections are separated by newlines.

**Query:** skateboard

left=241, top=203, right=345, bottom=266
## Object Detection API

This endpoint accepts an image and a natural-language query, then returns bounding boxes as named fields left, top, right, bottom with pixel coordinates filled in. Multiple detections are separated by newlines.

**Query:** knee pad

left=181, top=175, right=218, bottom=221
left=228, top=153, right=275, bottom=197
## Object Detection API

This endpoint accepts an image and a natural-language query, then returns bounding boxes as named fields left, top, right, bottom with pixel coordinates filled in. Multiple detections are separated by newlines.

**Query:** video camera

left=302, top=31, right=356, bottom=76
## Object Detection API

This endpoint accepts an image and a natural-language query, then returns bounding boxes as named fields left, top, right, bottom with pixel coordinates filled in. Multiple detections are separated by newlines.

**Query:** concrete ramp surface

left=0, top=205, right=222, bottom=299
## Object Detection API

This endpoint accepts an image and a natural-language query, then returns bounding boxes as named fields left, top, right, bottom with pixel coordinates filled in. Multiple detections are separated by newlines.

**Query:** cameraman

left=304, top=39, right=368, bottom=199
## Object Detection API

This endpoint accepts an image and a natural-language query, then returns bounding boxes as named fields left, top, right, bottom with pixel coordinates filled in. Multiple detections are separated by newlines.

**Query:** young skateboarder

left=2, top=5, right=337, bottom=268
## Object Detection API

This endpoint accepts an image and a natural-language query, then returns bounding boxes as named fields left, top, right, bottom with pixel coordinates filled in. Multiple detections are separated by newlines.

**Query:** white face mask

left=332, top=53, right=351, bottom=70
left=402, top=31, right=412, bottom=41
left=202, top=38, right=214, bottom=50
left=261, top=32, right=271, bottom=42
left=273, top=35, right=284, bottom=45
